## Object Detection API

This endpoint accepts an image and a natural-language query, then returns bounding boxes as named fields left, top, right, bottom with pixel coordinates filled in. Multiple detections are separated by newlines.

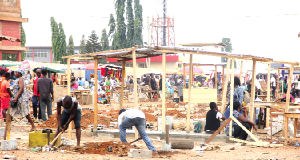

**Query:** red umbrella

left=85, top=63, right=101, bottom=70
left=178, top=66, right=203, bottom=75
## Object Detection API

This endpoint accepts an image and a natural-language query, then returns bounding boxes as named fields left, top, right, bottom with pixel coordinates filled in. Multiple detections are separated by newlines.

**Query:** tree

left=133, top=0, right=143, bottom=46
left=108, top=14, right=116, bottom=39
left=58, top=23, right=67, bottom=64
left=67, top=35, right=74, bottom=56
left=126, top=0, right=134, bottom=48
left=113, top=0, right=127, bottom=50
left=101, top=29, right=109, bottom=51
left=50, top=17, right=59, bottom=62
left=221, top=37, right=236, bottom=68
left=21, top=12, right=26, bottom=61
left=85, top=30, right=101, bottom=54
left=79, top=35, right=86, bottom=54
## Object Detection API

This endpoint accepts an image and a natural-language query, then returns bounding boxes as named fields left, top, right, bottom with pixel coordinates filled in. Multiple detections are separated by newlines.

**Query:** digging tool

left=129, top=137, right=143, bottom=144
left=48, top=131, right=63, bottom=147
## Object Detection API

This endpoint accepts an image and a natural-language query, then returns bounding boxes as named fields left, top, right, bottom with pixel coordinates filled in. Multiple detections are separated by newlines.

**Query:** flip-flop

left=29, top=127, right=37, bottom=132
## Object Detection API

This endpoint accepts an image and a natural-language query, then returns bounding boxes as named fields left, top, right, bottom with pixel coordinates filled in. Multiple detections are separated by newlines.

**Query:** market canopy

left=178, top=66, right=204, bottom=75
left=144, top=70, right=162, bottom=75
left=19, top=60, right=43, bottom=70
left=33, top=66, right=65, bottom=73
left=0, top=60, right=22, bottom=67
left=85, top=63, right=122, bottom=70
left=60, top=65, right=86, bottom=70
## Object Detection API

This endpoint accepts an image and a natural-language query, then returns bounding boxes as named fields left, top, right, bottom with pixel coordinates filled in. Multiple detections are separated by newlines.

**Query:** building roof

left=179, top=42, right=227, bottom=47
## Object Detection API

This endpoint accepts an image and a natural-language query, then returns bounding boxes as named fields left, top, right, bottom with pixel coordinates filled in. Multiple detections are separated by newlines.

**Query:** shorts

left=59, top=109, right=81, bottom=129
left=1, top=98, right=10, bottom=109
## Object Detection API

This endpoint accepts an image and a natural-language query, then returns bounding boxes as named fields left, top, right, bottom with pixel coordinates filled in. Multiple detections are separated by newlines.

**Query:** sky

left=21, top=0, right=300, bottom=64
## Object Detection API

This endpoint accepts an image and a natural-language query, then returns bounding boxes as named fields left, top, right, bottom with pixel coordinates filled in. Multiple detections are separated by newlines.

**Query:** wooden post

left=215, top=65, right=218, bottom=89
left=222, top=65, right=225, bottom=96
left=221, top=59, right=230, bottom=113
left=166, top=124, right=169, bottom=144
left=250, top=60, right=257, bottom=126
left=93, top=59, right=98, bottom=132
left=67, top=58, right=72, bottom=139
left=229, top=58, right=235, bottom=137
left=120, top=59, right=126, bottom=109
left=266, top=63, right=271, bottom=128
left=286, top=65, right=294, bottom=112
left=240, top=61, right=243, bottom=85
left=132, top=47, right=139, bottom=139
left=187, top=54, right=193, bottom=133
left=4, top=104, right=11, bottom=140
left=277, top=69, right=280, bottom=99
left=183, top=64, right=186, bottom=88
left=206, top=118, right=232, bottom=144
left=162, top=53, right=166, bottom=132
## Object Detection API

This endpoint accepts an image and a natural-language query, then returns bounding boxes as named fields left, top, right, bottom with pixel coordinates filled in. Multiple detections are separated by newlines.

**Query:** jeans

left=272, top=86, right=276, bottom=98
left=119, top=117, right=157, bottom=152
left=32, top=95, right=42, bottom=119
left=40, top=96, right=52, bottom=121
left=178, top=86, right=183, bottom=96
left=234, top=122, right=251, bottom=140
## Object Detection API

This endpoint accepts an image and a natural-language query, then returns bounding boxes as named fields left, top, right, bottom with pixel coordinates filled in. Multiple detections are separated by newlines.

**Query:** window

left=178, top=64, right=182, bottom=68
left=126, top=64, right=133, bottom=67
left=25, top=51, right=33, bottom=58
left=138, top=63, right=146, bottom=68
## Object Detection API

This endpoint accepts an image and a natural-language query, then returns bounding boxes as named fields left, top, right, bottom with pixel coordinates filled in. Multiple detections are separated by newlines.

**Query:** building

left=25, top=46, right=80, bottom=63
left=0, top=0, right=28, bottom=61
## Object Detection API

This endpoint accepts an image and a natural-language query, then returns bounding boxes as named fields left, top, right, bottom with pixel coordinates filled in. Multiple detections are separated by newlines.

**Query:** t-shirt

left=61, top=97, right=81, bottom=114
left=37, top=77, right=53, bottom=100
left=78, top=80, right=84, bottom=86
left=33, top=75, right=42, bottom=96
left=1, top=80, right=11, bottom=98
left=270, top=77, right=276, bottom=87
left=0, top=77, right=5, bottom=97
left=71, top=82, right=79, bottom=89
left=118, top=109, right=145, bottom=126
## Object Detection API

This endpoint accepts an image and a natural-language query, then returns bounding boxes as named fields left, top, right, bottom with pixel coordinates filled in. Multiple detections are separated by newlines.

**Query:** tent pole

left=266, top=63, right=271, bottom=128
left=93, top=59, right=98, bottom=132
left=132, top=47, right=139, bottom=139
left=229, top=58, right=235, bottom=137
left=187, top=54, right=193, bottom=133
left=162, top=52, right=166, bottom=133
left=120, top=59, right=126, bottom=109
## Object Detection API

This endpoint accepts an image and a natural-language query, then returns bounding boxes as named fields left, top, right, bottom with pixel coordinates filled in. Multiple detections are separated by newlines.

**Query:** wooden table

left=258, top=95, right=267, bottom=101
left=284, top=113, right=300, bottom=145
left=141, top=90, right=157, bottom=100
left=71, top=89, right=90, bottom=105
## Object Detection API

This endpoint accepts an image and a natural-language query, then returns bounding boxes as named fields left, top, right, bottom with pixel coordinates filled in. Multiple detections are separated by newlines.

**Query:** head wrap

left=16, top=68, right=26, bottom=77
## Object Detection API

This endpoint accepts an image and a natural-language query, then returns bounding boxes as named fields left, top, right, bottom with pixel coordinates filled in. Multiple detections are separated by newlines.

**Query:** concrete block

left=128, top=149, right=152, bottom=159
left=0, top=127, right=5, bottom=137
left=158, top=116, right=173, bottom=131
left=1, top=139, right=17, bottom=151
left=162, top=141, right=172, bottom=151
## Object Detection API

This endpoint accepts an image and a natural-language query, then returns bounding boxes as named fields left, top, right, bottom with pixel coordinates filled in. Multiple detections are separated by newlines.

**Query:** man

left=177, top=76, right=184, bottom=102
left=142, top=74, right=150, bottom=86
left=205, top=102, right=226, bottom=134
left=10, top=71, right=17, bottom=81
left=54, top=95, right=81, bottom=147
left=0, top=70, right=6, bottom=118
left=32, top=69, right=43, bottom=121
left=78, top=78, right=84, bottom=86
left=270, top=74, right=276, bottom=98
left=256, top=75, right=261, bottom=96
left=37, top=69, right=54, bottom=121
left=51, top=73, right=58, bottom=85
left=118, top=109, right=157, bottom=152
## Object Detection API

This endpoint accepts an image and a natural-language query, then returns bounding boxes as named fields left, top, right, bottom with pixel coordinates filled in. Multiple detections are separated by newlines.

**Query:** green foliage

left=133, top=0, right=143, bottom=46
left=50, top=17, right=59, bottom=62
left=79, top=35, right=86, bottom=54
left=108, top=14, right=116, bottom=39
left=85, top=30, right=101, bottom=54
left=58, top=23, right=67, bottom=64
left=221, top=38, right=236, bottom=68
left=101, top=29, right=109, bottom=51
left=113, top=0, right=127, bottom=50
left=67, top=35, right=75, bottom=56
left=126, top=0, right=134, bottom=48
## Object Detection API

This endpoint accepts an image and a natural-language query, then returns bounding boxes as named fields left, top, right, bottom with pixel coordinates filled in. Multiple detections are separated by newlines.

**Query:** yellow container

left=29, top=131, right=61, bottom=147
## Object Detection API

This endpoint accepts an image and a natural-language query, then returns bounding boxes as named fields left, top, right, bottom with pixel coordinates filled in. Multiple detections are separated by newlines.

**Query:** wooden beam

left=93, top=58, right=98, bottom=132
left=215, top=65, right=217, bottom=89
left=286, top=64, right=294, bottom=112
left=67, top=58, right=72, bottom=139
left=162, top=53, right=166, bottom=132
left=205, top=118, right=232, bottom=144
left=232, top=117, right=261, bottom=142
left=0, top=16, right=28, bottom=23
left=277, top=69, right=280, bottom=100
left=183, top=64, right=186, bottom=87
left=229, top=58, right=235, bottom=137
left=187, top=54, right=193, bottom=133
left=251, top=60, right=257, bottom=125
left=221, top=60, right=230, bottom=113
left=0, top=46, right=28, bottom=51
left=70, top=57, right=94, bottom=60
left=266, top=63, right=271, bottom=128
left=132, top=47, right=139, bottom=139
left=120, top=59, right=126, bottom=109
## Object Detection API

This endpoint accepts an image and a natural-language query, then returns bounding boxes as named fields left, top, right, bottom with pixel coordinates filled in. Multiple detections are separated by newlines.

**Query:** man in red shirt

left=0, top=69, right=6, bottom=118
left=33, top=69, right=42, bottom=121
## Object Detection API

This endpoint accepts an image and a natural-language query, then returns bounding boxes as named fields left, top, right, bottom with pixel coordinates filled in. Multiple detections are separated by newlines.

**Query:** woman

left=11, top=69, right=36, bottom=132
left=224, top=76, right=244, bottom=119
left=71, top=79, right=79, bottom=90
left=225, top=101, right=257, bottom=140
left=1, top=73, right=13, bottom=122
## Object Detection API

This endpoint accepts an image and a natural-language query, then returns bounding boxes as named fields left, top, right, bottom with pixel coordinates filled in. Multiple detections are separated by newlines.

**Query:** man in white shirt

left=270, top=74, right=276, bottom=98
left=118, top=109, right=157, bottom=153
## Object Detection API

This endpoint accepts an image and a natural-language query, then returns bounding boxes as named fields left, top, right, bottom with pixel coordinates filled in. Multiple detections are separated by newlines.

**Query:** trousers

left=233, top=122, right=251, bottom=140
left=40, top=96, right=52, bottom=121
left=32, top=95, right=42, bottom=119
left=119, top=117, right=157, bottom=152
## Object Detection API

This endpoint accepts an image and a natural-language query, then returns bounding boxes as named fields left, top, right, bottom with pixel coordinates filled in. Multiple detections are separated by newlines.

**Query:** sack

left=243, top=90, right=250, bottom=104
left=194, top=121, right=202, bottom=133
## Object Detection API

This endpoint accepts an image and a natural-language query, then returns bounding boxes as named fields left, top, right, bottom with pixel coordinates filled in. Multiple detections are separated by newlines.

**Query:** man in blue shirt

left=78, top=78, right=84, bottom=86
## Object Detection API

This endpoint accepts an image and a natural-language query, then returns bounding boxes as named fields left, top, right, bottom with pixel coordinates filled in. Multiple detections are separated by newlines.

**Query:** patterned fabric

left=12, top=78, right=29, bottom=102
left=16, top=69, right=26, bottom=78
left=10, top=101, right=30, bottom=119
left=194, top=120, right=202, bottom=133
left=225, top=110, right=242, bottom=136
left=227, top=85, right=244, bottom=105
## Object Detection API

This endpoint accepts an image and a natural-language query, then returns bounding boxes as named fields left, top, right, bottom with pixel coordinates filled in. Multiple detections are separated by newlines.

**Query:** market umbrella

left=60, top=65, right=86, bottom=70
left=85, top=63, right=101, bottom=70
left=0, top=60, right=22, bottom=67
left=178, top=66, right=203, bottom=75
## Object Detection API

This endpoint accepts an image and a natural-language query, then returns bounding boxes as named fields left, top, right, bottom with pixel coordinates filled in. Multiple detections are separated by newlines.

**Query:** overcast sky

left=21, top=0, right=300, bottom=62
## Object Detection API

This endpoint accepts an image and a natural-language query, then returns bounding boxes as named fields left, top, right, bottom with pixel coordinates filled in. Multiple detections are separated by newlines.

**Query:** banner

left=19, top=61, right=30, bottom=70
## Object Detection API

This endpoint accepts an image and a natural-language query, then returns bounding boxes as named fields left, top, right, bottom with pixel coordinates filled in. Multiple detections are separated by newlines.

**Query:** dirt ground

left=2, top=102, right=300, bottom=159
